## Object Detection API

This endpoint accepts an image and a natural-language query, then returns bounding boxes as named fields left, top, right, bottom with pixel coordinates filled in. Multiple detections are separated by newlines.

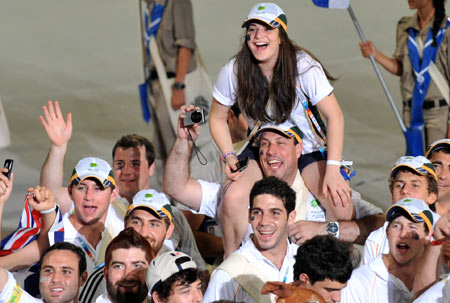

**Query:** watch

left=173, top=82, right=185, bottom=90
left=326, top=221, right=339, bottom=239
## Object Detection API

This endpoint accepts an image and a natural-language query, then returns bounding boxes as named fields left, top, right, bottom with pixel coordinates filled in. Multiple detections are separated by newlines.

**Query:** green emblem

left=258, top=5, right=265, bottom=10
left=145, top=193, right=153, bottom=198
left=310, top=199, right=319, bottom=208
left=90, top=163, right=98, bottom=168
left=403, top=198, right=412, bottom=202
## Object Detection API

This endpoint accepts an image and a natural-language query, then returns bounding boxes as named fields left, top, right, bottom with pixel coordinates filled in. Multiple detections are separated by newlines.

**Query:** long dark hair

left=432, top=0, right=447, bottom=46
left=235, top=25, right=335, bottom=123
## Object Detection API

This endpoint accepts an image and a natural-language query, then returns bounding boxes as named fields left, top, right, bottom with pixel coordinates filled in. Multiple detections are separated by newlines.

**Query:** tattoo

left=250, top=216, right=255, bottom=221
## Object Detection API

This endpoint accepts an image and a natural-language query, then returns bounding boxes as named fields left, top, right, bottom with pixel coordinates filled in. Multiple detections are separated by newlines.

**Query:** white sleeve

left=340, top=269, right=370, bottom=303
left=362, top=227, right=384, bottom=265
left=190, top=180, right=220, bottom=219
left=203, top=269, right=241, bottom=303
left=352, top=190, right=383, bottom=220
left=297, top=52, right=333, bottom=105
left=212, top=60, right=237, bottom=106
left=0, top=271, right=41, bottom=303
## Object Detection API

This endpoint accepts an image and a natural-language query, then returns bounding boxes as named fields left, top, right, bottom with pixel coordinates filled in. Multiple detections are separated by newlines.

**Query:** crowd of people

left=1, top=0, right=450, bottom=302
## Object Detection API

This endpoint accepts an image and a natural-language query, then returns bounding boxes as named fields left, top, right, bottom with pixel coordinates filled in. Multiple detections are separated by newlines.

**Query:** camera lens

left=191, top=111, right=202, bottom=123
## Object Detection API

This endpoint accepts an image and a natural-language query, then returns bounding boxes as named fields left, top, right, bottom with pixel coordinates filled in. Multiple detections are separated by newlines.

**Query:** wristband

left=326, top=160, right=341, bottom=166
left=431, top=239, right=446, bottom=246
left=40, top=205, right=56, bottom=214
left=222, top=152, right=236, bottom=163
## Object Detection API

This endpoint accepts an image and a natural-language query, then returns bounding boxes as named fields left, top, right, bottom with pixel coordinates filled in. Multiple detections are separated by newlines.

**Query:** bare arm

left=359, top=41, right=402, bottom=76
left=39, top=100, right=73, bottom=213
left=413, top=214, right=450, bottom=297
left=316, top=93, right=352, bottom=209
left=288, top=214, right=384, bottom=245
left=163, top=106, right=203, bottom=211
left=0, top=186, right=57, bottom=271
left=171, top=47, right=193, bottom=110
left=209, top=99, right=239, bottom=178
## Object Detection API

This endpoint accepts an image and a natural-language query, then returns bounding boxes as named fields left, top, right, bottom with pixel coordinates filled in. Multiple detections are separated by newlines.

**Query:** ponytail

left=432, top=0, right=446, bottom=46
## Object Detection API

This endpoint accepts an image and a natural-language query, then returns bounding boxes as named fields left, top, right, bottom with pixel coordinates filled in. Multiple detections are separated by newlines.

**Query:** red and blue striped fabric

left=0, top=200, right=62, bottom=255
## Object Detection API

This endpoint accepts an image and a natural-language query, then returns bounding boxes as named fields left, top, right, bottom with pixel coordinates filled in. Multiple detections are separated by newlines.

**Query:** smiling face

left=69, top=179, right=116, bottom=226
left=246, top=22, right=281, bottom=70
left=386, top=216, right=429, bottom=267
left=249, top=193, right=295, bottom=254
left=113, top=146, right=154, bottom=202
left=259, top=131, right=302, bottom=185
left=39, top=249, right=86, bottom=303
left=125, top=209, right=174, bottom=255
left=430, top=150, right=450, bottom=201
left=391, top=170, right=437, bottom=205
left=104, top=247, right=149, bottom=303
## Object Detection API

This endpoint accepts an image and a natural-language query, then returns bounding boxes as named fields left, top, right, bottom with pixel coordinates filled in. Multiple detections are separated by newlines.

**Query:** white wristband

left=326, top=160, right=341, bottom=166
left=40, top=205, right=56, bottom=214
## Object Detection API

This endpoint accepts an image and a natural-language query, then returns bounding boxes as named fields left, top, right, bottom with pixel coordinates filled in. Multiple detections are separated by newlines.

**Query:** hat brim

left=69, top=174, right=116, bottom=189
left=126, top=205, right=173, bottom=222
left=390, top=164, right=437, bottom=181
left=386, top=205, right=433, bottom=231
left=256, top=127, right=301, bottom=144
left=241, top=17, right=287, bottom=31
left=425, top=142, right=450, bottom=158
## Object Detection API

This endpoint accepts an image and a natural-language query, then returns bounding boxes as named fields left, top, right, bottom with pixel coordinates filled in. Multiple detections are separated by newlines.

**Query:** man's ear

left=425, top=192, right=438, bottom=205
left=298, top=273, right=311, bottom=288
left=165, top=221, right=175, bottom=239
left=80, top=271, right=88, bottom=287
left=109, top=186, right=119, bottom=203
left=288, top=210, right=296, bottom=225
left=227, top=109, right=235, bottom=124
left=152, top=292, right=163, bottom=303
left=295, top=141, right=303, bottom=159
left=148, top=162, right=155, bottom=178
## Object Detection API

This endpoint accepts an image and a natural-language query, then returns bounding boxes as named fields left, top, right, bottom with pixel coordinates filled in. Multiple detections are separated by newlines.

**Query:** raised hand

left=40, top=100, right=72, bottom=147
left=26, top=186, right=55, bottom=213
left=0, top=168, right=13, bottom=205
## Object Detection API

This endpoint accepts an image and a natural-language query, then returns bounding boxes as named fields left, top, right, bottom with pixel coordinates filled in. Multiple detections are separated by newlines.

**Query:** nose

left=266, top=143, right=278, bottom=156
left=332, top=291, right=341, bottom=303
left=400, top=184, right=410, bottom=197
left=439, top=167, right=449, bottom=180
left=84, top=186, right=94, bottom=200
left=122, top=162, right=133, bottom=175
left=51, top=271, right=62, bottom=283
left=192, top=289, right=203, bottom=302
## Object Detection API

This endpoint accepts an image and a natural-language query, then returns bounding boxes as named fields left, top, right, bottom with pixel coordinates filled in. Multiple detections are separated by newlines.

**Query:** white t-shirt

left=341, top=255, right=414, bottom=303
left=195, top=180, right=382, bottom=223
left=213, top=51, right=334, bottom=154
left=413, top=274, right=450, bottom=302
left=0, top=271, right=42, bottom=303
left=203, top=238, right=298, bottom=303
left=95, top=293, right=112, bottom=303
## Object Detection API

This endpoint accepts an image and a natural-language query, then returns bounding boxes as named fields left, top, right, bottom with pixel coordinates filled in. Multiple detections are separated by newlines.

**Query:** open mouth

left=49, top=287, right=64, bottom=295
left=83, top=205, right=97, bottom=215
left=267, top=159, right=282, bottom=169
left=255, top=42, right=268, bottom=51
left=396, top=243, right=410, bottom=254
left=258, top=229, right=274, bottom=241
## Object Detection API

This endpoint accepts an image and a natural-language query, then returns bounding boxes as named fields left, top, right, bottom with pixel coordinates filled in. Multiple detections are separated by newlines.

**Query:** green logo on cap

left=404, top=198, right=412, bottom=202
left=90, top=163, right=98, bottom=168
left=258, top=5, right=265, bottom=10
left=145, top=193, right=153, bottom=198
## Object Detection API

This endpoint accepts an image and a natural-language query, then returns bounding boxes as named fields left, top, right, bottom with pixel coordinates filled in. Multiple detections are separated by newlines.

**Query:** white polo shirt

left=0, top=271, right=42, bottom=303
left=203, top=237, right=298, bottom=303
left=341, top=255, right=413, bottom=303
left=413, top=274, right=450, bottom=302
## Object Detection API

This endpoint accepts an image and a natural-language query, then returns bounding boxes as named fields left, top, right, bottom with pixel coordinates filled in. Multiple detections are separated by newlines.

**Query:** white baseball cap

left=69, top=157, right=116, bottom=188
left=242, top=3, right=287, bottom=31
left=146, top=251, right=197, bottom=296
left=126, top=189, right=173, bottom=222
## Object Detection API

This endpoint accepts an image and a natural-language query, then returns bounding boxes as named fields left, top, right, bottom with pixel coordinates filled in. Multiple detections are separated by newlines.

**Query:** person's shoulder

left=397, top=15, right=414, bottom=30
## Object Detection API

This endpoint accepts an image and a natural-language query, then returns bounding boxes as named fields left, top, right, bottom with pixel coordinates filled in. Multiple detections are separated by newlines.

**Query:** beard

left=106, top=277, right=148, bottom=303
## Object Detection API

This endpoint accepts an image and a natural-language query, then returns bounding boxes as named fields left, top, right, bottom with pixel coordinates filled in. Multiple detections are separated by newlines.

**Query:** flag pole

left=347, top=5, right=406, bottom=132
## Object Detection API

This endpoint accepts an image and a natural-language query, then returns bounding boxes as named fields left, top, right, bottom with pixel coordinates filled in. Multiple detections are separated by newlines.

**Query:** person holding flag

left=359, top=0, right=450, bottom=147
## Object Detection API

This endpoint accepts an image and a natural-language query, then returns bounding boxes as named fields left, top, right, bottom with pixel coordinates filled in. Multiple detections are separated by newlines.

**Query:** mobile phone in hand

left=3, top=159, right=13, bottom=179
left=231, top=157, right=249, bottom=173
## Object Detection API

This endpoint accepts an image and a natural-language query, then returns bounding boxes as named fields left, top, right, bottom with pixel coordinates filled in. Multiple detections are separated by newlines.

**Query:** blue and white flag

left=312, top=0, right=349, bottom=9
